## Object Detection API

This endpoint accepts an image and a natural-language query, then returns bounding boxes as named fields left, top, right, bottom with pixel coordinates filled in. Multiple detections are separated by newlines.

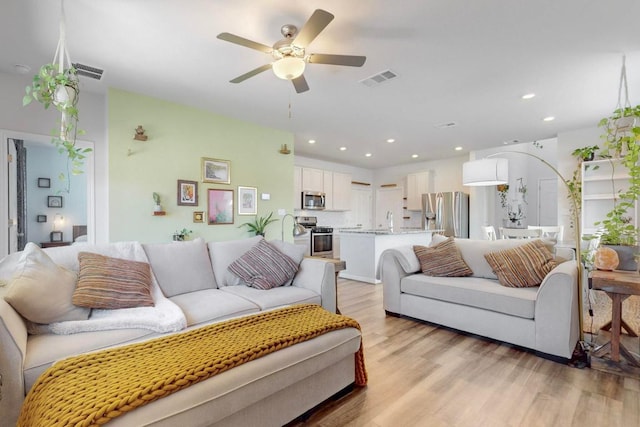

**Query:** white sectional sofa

left=0, top=236, right=362, bottom=427
left=379, top=235, right=580, bottom=359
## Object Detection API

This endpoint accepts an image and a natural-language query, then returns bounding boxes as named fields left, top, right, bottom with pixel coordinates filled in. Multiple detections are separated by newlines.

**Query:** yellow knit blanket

left=19, top=304, right=367, bottom=426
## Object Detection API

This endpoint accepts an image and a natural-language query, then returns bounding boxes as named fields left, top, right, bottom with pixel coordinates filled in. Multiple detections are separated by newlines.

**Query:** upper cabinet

left=406, top=171, right=432, bottom=211
left=294, top=166, right=352, bottom=211
left=581, top=159, right=637, bottom=235
left=301, top=167, right=324, bottom=192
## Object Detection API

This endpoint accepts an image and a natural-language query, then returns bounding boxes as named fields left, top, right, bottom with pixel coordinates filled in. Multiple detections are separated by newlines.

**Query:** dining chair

left=481, top=225, right=497, bottom=240
left=528, top=225, right=564, bottom=242
left=499, top=227, right=543, bottom=239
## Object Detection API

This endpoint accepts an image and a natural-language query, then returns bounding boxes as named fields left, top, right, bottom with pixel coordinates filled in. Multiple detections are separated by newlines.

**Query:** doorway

left=1, top=130, right=95, bottom=257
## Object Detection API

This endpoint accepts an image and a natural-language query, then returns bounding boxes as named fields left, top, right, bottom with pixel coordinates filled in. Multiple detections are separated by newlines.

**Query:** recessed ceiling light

left=339, top=146, right=347, bottom=151
left=543, top=116, right=555, bottom=122
left=521, top=93, right=536, bottom=100
left=365, top=153, right=372, bottom=157
left=386, top=138, right=395, bottom=143
left=308, top=139, right=316, bottom=144
left=454, top=146, right=463, bottom=151
left=411, top=154, right=418, bottom=158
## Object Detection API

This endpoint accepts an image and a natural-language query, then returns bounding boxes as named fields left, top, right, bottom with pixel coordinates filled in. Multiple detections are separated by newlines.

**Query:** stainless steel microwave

left=301, top=191, right=326, bottom=210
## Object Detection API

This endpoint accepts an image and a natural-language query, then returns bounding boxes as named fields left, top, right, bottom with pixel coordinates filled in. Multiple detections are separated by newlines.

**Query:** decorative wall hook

left=279, top=144, right=291, bottom=155
left=134, top=125, right=148, bottom=141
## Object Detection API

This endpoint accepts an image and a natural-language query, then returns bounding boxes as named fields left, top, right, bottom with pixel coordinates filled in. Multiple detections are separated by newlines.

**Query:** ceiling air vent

left=72, top=63, right=104, bottom=80
left=434, top=121, right=458, bottom=129
left=359, top=69, right=398, bottom=87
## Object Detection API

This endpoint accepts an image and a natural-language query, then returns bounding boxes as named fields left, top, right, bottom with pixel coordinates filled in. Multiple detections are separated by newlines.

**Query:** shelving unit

left=581, top=158, right=637, bottom=236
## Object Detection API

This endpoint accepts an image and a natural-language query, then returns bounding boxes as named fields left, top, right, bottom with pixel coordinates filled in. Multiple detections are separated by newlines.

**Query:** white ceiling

left=2, top=0, right=640, bottom=169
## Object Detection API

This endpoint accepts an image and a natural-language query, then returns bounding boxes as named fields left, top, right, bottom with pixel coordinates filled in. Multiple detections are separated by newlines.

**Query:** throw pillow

left=72, top=252, right=155, bottom=309
left=413, top=238, right=473, bottom=277
left=484, top=240, right=558, bottom=288
left=227, top=239, right=299, bottom=290
left=4, top=243, right=90, bottom=324
left=267, top=239, right=307, bottom=286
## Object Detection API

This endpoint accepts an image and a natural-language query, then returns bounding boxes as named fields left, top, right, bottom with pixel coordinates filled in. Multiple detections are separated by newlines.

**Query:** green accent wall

left=108, top=89, right=294, bottom=243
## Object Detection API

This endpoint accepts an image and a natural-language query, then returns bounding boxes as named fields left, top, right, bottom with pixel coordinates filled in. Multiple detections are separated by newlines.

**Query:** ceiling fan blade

left=217, top=32, right=272, bottom=53
left=292, top=9, right=334, bottom=47
left=308, top=53, right=366, bottom=67
left=230, top=64, right=272, bottom=83
left=292, top=75, right=310, bottom=93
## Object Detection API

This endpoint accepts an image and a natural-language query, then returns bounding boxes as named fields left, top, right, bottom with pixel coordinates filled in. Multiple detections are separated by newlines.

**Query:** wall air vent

left=359, top=69, right=398, bottom=87
left=72, top=63, right=104, bottom=80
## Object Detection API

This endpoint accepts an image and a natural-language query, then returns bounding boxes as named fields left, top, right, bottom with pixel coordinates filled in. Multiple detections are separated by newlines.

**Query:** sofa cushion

left=220, top=286, right=321, bottom=311
left=228, top=240, right=299, bottom=290
left=73, top=252, right=155, bottom=309
left=484, top=240, right=558, bottom=288
left=208, top=236, right=263, bottom=287
left=414, top=238, right=473, bottom=277
left=430, top=234, right=554, bottom=280
left=401, top=274, right=537, bottom=319
left=4, top=243, right=90, bottom=324
left=143, top=238, right=217, bottom=296
left=169, top=289, right=259, bottom=327
left=268, top=240, right=307, bottom=286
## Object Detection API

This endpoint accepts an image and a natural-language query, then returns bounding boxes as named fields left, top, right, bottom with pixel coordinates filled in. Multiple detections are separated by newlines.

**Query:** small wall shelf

left=153, top=211, right=166, bottom=216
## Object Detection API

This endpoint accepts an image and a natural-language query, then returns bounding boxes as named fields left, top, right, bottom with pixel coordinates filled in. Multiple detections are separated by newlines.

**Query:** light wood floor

left=290, top=279, right=640, bottom=427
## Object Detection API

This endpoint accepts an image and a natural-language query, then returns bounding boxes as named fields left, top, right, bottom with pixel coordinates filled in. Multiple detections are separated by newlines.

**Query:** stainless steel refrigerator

left=421, top=192, right=469, bottom=238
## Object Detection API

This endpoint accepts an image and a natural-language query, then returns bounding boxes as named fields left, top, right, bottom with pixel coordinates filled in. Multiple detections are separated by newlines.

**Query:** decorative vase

left=154, top=204, right=162, bottom=212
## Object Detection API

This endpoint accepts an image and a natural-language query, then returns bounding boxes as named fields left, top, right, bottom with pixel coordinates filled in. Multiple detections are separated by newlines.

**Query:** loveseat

left=0, top=236, right=362, bottom=426
left=379, top=235, right=580, bottom=359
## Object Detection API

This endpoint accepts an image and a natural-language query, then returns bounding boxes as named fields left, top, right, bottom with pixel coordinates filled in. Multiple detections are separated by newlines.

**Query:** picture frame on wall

left=193, top=211, right=204, bottom=223
left=177, top=179, right=198, bottom=206
left=37, top=178, right=50, bottom=188
left=47, top=195, right=63, bottom=208
left=207, top=189, right=234, bottom=224
left=36, top=215, right=47, bottom=223
left=50, top=231, right=63, bottom=242
left=202, top=158, right=231, bottom=184
left=237, top=186, right=257, bottom=215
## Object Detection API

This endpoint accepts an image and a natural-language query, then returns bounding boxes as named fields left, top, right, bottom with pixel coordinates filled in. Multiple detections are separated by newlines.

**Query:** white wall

left=0, top=70, right=108, bottom=249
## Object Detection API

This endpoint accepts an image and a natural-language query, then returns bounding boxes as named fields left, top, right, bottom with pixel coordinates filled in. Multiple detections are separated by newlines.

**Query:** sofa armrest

left=292, top=258, right=336, bottom=313
left=0, top=298, right=28, bottom=425
left=535, top=260, right=580, bottom=358
left=379, top=248, right=421, bottom=314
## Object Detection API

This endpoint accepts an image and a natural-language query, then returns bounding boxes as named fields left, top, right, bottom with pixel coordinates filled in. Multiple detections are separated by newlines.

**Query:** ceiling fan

left=217, top=9, right=366, bottom=93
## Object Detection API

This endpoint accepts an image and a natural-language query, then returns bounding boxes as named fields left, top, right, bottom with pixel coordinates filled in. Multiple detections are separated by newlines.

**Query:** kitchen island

left=338, top=229, right=440, bottom=284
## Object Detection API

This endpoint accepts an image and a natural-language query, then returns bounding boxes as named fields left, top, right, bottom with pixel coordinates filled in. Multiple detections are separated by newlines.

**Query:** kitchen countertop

left=338, top=228, right=442, bottom=235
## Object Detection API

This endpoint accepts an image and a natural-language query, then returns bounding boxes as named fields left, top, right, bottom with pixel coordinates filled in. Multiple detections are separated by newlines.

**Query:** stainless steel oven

left=311, top=226, right=333, bottom=258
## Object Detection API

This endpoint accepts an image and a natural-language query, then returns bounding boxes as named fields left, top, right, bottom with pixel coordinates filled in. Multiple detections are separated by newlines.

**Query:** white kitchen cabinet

left=301, top=167, right=323, bottom=192
left=332, top=172, right=352, bottom=211
left=351, top=187, right=373, bottom=229
left=581, top=159, right=637, bottom=235
left=406, top=171, right=432, bottom=211
left=323, top=171, right=334, bottom=210
left=293, top=166, right=302, bottom=210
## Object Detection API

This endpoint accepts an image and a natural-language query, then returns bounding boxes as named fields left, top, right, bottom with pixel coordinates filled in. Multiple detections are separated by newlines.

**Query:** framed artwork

left=47, top=195, right=63, bottom=208
left=37, top=215, right=47, bottom=223
left=177, top=179, right=198, bottom=206
left=237, top=186, right=257, bottom=215
left=202, top=158, right=231, bottom=184
left=207, top=189, right=234, bottom=224
left=193, top=211, right=205, bottom=223
left=37, top=178, right=50, bottom=188
left=50, top=231, right=63, bottom=242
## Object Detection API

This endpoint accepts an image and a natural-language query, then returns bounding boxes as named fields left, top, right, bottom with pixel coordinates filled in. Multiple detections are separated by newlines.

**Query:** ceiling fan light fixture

left=272, top=57, right=306, bottom=80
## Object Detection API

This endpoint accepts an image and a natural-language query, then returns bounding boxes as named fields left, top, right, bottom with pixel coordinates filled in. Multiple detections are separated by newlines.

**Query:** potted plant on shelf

left=23, top=64, right=91, bottom=190
left=571, top=145, right=600, bottom=162
left=153, top=192, right=163, bottom=212
left=238, top=212, right=278, bottom=236
left=592, top=105, right=640, bottom=269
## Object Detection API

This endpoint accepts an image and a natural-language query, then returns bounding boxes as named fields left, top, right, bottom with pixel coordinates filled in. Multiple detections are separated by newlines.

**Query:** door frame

left=0, top=129, right=95, bottom=257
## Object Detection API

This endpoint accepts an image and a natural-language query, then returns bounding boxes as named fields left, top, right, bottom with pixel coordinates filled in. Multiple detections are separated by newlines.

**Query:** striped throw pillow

left=484, top=239, right=557, bottom=288
left=228, top=239, right=299, bottom=290
left=72, top=252, right=155, bottom=309
left=413, top=238, right=473, bottom=277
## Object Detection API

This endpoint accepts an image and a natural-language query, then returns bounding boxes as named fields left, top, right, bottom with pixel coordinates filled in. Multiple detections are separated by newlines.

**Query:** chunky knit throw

left=19, top=304, right=367, bottom=426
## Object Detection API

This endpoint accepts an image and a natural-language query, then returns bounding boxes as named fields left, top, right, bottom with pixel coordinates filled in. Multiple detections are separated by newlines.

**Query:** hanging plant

left=21, top=0, right=91, bottom=192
